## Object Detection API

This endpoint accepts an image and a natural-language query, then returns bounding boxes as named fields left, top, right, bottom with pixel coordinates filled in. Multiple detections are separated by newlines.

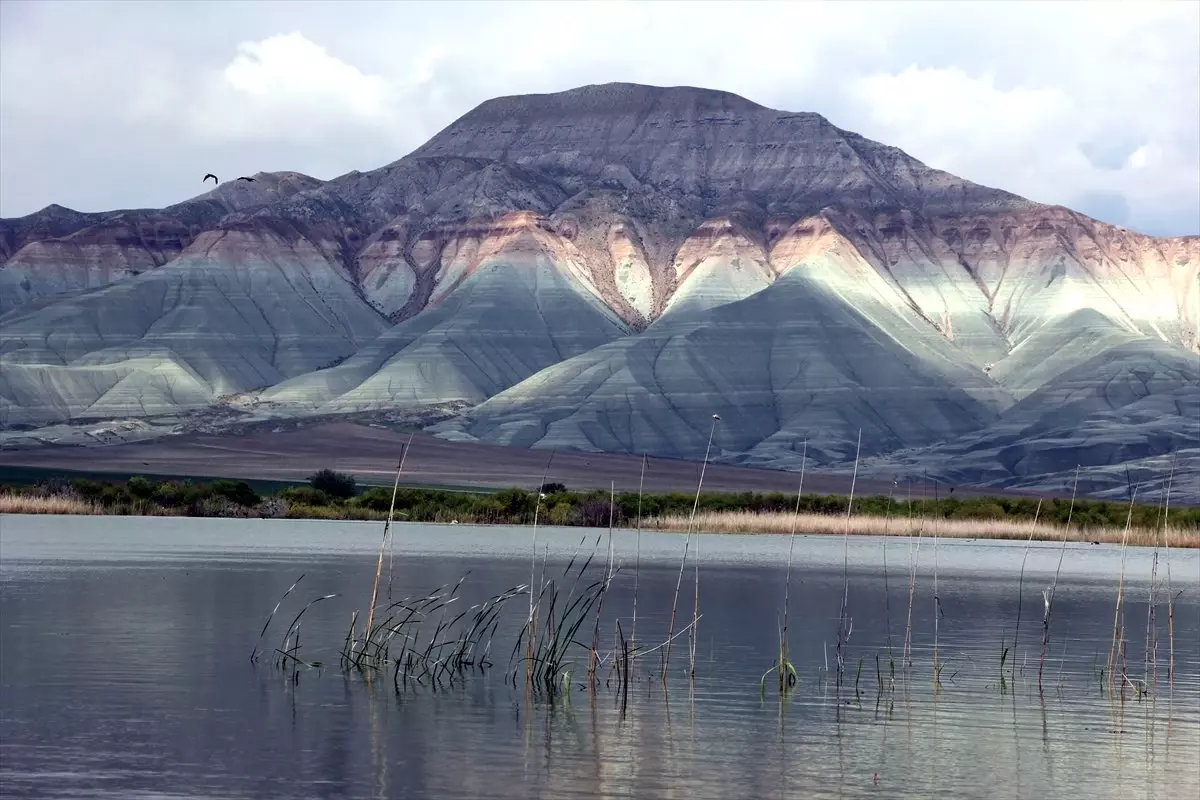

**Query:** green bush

left=309, top=469, right=356, bottom=499
left=127, top=475, right=157, bottom=501
left=281, top=486, right=331, bottom=507
left=211, top=480, right=260, bottom=507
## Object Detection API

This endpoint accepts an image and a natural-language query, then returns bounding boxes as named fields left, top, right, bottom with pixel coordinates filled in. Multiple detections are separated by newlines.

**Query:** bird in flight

left=237, top=176, right=256, bottom=182
left=203, top=173, right=218, bottom=185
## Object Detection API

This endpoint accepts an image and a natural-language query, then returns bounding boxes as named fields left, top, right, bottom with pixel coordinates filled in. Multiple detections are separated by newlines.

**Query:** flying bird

left=202, top=173, right=218, bottom=185
left=237, top=176, right=256, bottom=182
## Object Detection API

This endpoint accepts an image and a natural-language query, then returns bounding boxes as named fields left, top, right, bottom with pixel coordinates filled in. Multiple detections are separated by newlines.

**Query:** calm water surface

left=1, top=515, right=1198, bottom=799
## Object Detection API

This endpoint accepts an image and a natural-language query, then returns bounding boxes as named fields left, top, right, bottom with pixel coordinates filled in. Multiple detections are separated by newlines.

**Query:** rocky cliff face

left=1, top=82, right=1195, bottom=497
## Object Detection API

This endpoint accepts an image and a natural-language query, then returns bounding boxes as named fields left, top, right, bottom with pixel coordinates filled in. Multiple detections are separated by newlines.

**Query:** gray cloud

left=1, top=0, right=1197, bottom=236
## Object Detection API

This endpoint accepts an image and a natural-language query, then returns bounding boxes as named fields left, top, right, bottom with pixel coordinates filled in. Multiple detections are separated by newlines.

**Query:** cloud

left=0, top=0, right=1196, bottom=236
left=186, top=33, right=394, bottom=144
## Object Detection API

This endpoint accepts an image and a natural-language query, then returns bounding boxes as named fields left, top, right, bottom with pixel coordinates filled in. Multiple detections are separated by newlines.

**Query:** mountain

left=2, top=83, right=1196, bottom=499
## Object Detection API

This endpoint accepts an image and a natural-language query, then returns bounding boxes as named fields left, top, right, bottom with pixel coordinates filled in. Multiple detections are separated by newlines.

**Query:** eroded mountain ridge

left=2, top=83, right=1196, bottom=498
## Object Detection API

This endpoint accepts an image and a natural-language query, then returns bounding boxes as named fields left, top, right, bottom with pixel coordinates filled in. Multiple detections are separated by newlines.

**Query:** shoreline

left=3, top=504, right=1195, bottom=549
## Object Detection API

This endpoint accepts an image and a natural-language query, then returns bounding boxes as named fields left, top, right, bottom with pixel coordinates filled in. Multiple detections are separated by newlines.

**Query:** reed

left=250, top=573, right=306, bottom=663
left=882, top=477, right=896, bottom=661
left=524, top=450, right=556, bottom=688
left=1162, top=456, right=1178, bottom=691
left=776, top=438, right=807, bottom=695
left=364, top=450, right=412, bottom=642
left=932, top=478, right=941, bottom=688
left=385, top=434, right=414, bottom=600
left=1107, top=483, right=1140, bottom=696
left=901, top=487, right=925, bottom=671
left=340, top=572, right=528, bottom=686
left=586, top=483, right=617, bottom=685
left=0, top=493, right=99, bottom=515
left=510, top=536, right=609, bottom=697
left=632, top=453, right=646, bottom=655
left=835, top=430, right=863, bottom=691
left=1011, top=499, right=1043, bottom=685
left=691, top=415, right=721, bottom=679
left=665, top=414, right=719, bottom=681
left=1039, top=467, right=1079, bottom=694
left=649, top=511, right=1198, bottom=547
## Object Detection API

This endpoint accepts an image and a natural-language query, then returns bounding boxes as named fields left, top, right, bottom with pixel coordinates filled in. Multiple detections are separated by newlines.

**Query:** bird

left=237, top=176, right=256, bottom=182
left=203, top=173, right=218, bottom=185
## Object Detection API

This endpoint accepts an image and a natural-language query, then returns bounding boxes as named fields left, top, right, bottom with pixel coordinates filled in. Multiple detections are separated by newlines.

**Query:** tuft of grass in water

left=511, top=535, right=609, bottom=698
left=250, top=573, right=306, bottom=664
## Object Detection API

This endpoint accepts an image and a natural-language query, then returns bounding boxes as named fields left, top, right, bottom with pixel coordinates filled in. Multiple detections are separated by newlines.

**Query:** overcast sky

left=1, top=0, right=1197, bottom=235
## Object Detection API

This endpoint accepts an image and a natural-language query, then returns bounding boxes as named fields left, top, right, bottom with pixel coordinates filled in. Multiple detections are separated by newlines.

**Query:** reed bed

left=650, top=510, right=1200, bottom=548
left=0, top=493, right=100, bottom=515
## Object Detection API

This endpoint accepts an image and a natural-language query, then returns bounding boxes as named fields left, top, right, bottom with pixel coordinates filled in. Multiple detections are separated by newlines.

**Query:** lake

left=1, top=515, right=1197, bottom=799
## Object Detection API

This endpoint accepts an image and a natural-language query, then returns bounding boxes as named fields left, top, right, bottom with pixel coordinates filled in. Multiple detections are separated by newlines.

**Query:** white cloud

left=183, top=33, right=396, bottom=144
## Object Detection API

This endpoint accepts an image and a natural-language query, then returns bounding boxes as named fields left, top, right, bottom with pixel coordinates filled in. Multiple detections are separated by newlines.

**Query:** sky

left=1, top=0, right=1197, bottom=236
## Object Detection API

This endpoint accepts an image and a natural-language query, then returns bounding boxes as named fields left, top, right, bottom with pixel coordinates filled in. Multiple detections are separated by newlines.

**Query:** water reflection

left=0, top=516, right=1197, bottom=799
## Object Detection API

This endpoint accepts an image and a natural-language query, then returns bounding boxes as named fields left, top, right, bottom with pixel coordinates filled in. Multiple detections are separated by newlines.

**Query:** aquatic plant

left=631, top=453, right=646, bottom=656
left=1038, top=467, right=1079, bottom=694
left=835, top=430, right=863, bottom=692
left=776, top=438, right=807, bottom=696
left=665, top=413, right=720, bottom=681
left=1107, top=482, right=1141, bottom=697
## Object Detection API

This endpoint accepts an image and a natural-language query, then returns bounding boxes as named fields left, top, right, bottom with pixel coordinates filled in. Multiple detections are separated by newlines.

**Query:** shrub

left=211, top=479, right=260, bottom=507
left=309, top=469, right=357, bottom=499
left=541, top=482, right=567, bottom=495
left=549, top=502, right=572, bottom=526
left=127, top=475, right=157, bottom=501
left=280, top=486, right=331, bottom=507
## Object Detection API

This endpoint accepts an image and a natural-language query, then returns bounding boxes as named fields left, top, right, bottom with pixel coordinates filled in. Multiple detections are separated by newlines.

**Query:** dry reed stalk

left=1012, top=499, right=1043, bottom=684
left=779, top=437, right=807, bottom=693
left=364, top=457, right=406, bottom=644
left=528, top=450, right=556, bottom=622
left=836, top=430, right=863, bottom=690
left=632, top=453, right=647, bottom=655
left=901, top=503, right=925, bottom=670
left=1162, top=455, right=1177, bottom=692
left=882, top=477, right=897, bottom=660
left=932, top=479, right=941, bottom=688
left=1108, top=482, right=1140, bottom=695
left=1039, top=467, right=1079, bottom=694
left=686, top=412, right=720, bottom=681
left=525, top=449, right=556, bottom=686
left=385, top=433, right=414, bottom=600
left=587, top=482, right=617, bottom=683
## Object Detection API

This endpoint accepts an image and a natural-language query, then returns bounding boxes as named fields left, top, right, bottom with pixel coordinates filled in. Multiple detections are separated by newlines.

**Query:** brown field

left=0, top=421, right=970, bottom=497
left=649, top=510, right=1200, bottom=548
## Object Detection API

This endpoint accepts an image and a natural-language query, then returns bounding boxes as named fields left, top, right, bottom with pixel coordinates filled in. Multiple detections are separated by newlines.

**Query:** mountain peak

left=460, top=82, right=773, bottom=121
left=413, top=81, right=1022, bottom=221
